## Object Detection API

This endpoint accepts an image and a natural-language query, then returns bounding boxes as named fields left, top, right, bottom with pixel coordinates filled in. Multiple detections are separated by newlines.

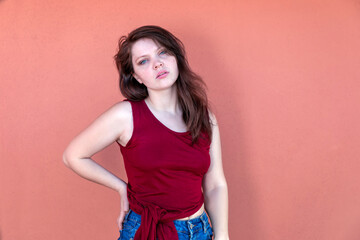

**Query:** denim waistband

left=125, top=208, right=210, bottom=226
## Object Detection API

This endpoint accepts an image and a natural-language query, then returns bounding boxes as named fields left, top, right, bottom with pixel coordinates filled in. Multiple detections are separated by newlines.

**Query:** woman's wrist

left=117, top=180, right=127, bottom=195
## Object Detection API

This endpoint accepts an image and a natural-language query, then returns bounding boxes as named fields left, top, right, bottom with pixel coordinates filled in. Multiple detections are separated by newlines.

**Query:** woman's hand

left=117, top=186, right=129, bottom=230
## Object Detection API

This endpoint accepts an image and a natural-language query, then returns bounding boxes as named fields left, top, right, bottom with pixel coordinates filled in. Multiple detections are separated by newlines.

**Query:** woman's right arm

left=62, top=100, right=132, bottom=229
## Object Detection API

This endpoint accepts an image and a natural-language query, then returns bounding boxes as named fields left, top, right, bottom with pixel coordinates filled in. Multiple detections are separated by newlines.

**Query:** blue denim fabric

left=117, top=209, right=213, bottom=240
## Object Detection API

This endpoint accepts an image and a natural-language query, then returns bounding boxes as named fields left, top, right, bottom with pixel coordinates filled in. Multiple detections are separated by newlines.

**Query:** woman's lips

left=156, top=71, right=169, bottom=79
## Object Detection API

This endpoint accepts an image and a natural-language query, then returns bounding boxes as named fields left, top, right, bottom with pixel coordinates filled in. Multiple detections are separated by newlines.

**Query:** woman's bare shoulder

left=109, top=100, right=134, bottom=146
left=207, top=108, right=218, bottom=126
left=109, top=100, right=133, bottom=131
left=110, top=100, right=132, bottom=119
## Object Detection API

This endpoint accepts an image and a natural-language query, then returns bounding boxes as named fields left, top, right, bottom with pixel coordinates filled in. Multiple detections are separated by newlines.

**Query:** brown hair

left=114, top=25, right=212, bottom=144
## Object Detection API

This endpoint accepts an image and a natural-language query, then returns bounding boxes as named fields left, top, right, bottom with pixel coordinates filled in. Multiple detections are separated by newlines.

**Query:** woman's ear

left=132, top=73, right=143, bottom=84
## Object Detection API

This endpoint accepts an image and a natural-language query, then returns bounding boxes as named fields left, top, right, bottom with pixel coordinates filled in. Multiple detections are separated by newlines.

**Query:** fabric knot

left=133, top=204, right=178, bottom=240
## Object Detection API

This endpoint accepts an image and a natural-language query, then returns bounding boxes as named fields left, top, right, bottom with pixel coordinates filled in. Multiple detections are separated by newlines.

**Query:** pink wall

left=1, top=0, right=360, bottom=239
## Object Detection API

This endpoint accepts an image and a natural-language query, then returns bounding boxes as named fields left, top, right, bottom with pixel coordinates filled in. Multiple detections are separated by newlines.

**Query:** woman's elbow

left=62, top=151, right=73, bottom=168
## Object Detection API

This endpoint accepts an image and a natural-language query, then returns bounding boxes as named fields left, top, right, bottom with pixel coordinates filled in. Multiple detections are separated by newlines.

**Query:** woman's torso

left=115, top=99, right=206, bottom=220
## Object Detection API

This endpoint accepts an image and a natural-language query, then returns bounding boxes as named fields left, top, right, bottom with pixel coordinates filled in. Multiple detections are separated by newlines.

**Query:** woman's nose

left=154, top=61, right=163, bottom=69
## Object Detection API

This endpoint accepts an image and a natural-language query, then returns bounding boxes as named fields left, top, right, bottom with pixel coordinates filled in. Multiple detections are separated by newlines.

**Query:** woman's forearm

left=204, top=184, right=229, bottom=240
left=63, top=155, right=127, bottom=194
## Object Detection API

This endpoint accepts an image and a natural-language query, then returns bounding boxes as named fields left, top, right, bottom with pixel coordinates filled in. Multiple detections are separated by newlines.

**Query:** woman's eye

left=139, top=59, right=147, bottom=65
left=159, top=50, right=167, bottom=55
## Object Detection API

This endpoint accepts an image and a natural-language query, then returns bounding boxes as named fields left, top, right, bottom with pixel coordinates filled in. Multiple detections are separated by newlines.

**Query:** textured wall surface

left=1, top=0, right=360, bottom=239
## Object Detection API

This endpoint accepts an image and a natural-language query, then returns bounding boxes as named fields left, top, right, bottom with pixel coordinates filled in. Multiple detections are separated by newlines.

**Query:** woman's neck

left=146, top=88, right=180, bottom=114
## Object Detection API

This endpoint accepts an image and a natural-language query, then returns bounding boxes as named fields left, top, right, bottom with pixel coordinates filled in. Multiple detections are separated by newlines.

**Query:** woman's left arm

left=203, top=111, right=229, bottom=240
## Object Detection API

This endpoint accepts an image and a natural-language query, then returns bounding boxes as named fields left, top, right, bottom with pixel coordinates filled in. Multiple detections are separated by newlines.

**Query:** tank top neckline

left=142, top=99, right=190, bottom=136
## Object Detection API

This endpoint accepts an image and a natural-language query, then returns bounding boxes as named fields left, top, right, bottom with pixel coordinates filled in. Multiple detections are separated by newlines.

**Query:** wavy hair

left=114, top=25, right=212, bottom=144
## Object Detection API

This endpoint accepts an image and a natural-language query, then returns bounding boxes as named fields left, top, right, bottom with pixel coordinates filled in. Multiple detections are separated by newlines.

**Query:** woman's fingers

left=118, top=186, right=129, bottom=229
left=117, top=211, right=126, bottom=230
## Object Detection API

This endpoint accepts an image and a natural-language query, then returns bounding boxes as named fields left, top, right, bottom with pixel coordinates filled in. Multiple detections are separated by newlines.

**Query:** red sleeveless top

left=117, top=99, right=211, bottom=240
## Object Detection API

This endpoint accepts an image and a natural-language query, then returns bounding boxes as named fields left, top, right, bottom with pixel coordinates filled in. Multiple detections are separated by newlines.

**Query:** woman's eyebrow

left=135, top=54, right=148, bottom=61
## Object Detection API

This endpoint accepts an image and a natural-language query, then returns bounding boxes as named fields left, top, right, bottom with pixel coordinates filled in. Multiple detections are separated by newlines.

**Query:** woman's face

left=131, top=38, right=179, bottom=93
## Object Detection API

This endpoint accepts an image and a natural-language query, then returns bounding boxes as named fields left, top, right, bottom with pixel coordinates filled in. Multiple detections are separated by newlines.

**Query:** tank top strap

left=125, top=99, right=143, bottom=130
left=126, top=98, right=158, bottom=133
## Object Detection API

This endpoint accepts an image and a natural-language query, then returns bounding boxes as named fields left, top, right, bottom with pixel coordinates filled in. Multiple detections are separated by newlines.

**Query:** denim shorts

left=117, top=209, right=213, bottom=240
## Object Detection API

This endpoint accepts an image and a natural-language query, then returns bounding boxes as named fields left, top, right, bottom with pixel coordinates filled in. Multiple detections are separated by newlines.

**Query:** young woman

left=63, top=25, right=229, bottom=240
